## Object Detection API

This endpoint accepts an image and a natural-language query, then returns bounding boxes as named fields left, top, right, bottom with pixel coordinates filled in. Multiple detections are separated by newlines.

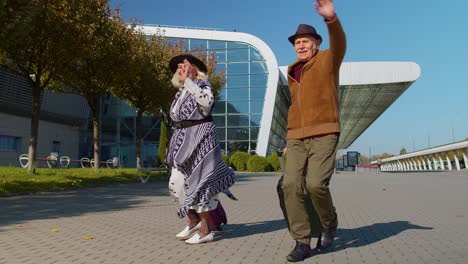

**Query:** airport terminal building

left=0, top=25, right=421, bottom=167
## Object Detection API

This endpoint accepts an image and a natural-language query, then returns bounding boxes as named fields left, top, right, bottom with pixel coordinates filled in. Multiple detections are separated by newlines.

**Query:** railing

left=137, top=166, right=168, bottom=183
left=19, top=154, right=118, bottom=169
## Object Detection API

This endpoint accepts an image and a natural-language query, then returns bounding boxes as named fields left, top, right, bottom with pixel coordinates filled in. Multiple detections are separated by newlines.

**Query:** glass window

left=227, top=62, right=249, bottom=74
left=227, top=101, right=249, bottom=114
left=250, top=115, right=262, bottom=126
left=251, top=74, right=268, bottom=87
left=226, top=75, right=249, bottom=87
left=227, top=88, right=249, bottom=101
left=189, top=39, right=208, bottom=51
left=213, top=115, right=226, bottom=127
left=216, top=128, right=226, bottom=140
left=214, top=101, right=226, bottom=113
left=215, top=63, right=226, bottom=73
left=214, top=51, right=226, bottom=63
left=250, top=127, right=260, bottom=140
left=218, top=88, right=227, bottom=101
left=250, top=47, right=264, bottom=61
left=250, top=61, right=267, bottom=74
left=250, top=100, right=264, bottom=114
left=0, top=135, right=20, bottom=152
left=227, top=48, right=248, bottom=62
left=227, top=115, right=250, bottom=127
left=227, top=42, right=248, bottom=49
left=250, top=88, right=266, bottom=100
left=208, top=40, right=226, bottom=50
left=227, top=128, right=249, bottom=140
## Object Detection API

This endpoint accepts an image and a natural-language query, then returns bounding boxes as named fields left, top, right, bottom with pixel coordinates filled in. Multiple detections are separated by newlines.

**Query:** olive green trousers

left=283, top=134, right=338, bottom=244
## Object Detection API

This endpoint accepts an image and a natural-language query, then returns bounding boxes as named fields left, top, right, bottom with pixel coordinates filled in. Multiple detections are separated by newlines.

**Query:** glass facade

left=79, top=95, right=161, bottom=168
left=267, top=83, right=291, bottom=155
left=167, top=37, right=269, bottom=155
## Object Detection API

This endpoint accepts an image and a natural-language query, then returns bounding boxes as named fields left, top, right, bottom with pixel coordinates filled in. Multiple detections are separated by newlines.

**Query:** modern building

left=0, top=25, right=421, bottom=167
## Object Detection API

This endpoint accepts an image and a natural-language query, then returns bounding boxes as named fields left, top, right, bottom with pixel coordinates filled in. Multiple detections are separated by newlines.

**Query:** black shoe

left=286, top=241, right=312, bottom=262
left=317, top=227, right=336, bottom=252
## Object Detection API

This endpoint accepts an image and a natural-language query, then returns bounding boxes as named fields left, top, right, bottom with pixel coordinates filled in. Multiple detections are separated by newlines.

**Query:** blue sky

left=110, top=0, right=468, bottom=156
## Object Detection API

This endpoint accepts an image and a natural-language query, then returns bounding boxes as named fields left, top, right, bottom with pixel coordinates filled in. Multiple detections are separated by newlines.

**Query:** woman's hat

left=169, top=54, right=207, bottom=74
left=288, top=24, right=322, bottom=45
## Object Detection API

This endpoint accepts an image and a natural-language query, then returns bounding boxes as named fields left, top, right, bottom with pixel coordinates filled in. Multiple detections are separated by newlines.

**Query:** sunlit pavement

left=1, top=170, right=468, bottom=264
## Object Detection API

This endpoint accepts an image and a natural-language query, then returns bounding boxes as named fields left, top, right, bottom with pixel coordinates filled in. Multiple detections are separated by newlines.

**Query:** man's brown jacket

left=287, top=16, right=346, bottom=140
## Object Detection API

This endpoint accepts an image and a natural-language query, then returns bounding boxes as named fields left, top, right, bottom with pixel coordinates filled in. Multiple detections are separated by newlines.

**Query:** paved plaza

left=1, top=170, right=468, bottom=264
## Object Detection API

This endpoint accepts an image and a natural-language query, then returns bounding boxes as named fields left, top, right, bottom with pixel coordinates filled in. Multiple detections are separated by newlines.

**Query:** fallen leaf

left=51, top=228, right=60, bottom=233
left=83, top=236, right=94, bottom=240
left=16, top=224, right=24, bottom=228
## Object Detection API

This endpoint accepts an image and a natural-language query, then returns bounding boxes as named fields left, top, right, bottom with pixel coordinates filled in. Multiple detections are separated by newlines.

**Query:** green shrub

left=157, top=123, right=168, bottom=166
left=247, top=155, right=271, bottom=172
left=229, top=151, right=250, bottom=171
left=267, top=152, right=282, bottom=171
left=222, top=154, right=229, bottom=166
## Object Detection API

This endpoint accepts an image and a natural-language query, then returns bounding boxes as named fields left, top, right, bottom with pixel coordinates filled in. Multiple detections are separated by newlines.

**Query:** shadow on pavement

left=329, top=221, right=433, bottom=253
left=0, top=181, right=170, bottom=229
left=216, top=220, right=432, bottom=252
left=216, top=219, right=287, bottom=241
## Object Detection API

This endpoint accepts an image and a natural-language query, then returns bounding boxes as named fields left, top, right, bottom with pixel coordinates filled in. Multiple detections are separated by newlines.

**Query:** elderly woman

left=165, top=54, right=236, bottom=244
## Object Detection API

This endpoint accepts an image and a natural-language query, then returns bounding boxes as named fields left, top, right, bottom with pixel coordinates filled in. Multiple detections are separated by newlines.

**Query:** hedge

left=247, top=155, right=271, bottom=172
left=229, top=151, right=250, bottom=171
left=267, top=152, right=281, bottom=171
left=222, top=154, right=229, bottom=166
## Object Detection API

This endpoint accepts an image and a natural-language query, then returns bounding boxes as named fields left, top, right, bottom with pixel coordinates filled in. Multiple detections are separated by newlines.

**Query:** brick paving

left=1, top=170, right=468, bottom=264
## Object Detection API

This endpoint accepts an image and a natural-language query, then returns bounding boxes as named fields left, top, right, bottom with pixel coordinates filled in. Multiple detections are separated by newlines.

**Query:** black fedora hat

left=169, top=54, right=207, bottom=74
left=288, top=24, right=322, bottom=45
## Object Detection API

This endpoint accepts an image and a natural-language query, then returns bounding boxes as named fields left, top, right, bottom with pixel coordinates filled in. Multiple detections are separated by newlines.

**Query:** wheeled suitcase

left=208, top=200, right=227, bottom=231
left=276, top=155, right=321, bottom=237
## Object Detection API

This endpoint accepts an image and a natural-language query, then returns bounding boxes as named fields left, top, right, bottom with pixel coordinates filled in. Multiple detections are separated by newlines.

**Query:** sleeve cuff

left=325, top=14, right=337, bottom=23
left=184, top=78, right=197, bottom=94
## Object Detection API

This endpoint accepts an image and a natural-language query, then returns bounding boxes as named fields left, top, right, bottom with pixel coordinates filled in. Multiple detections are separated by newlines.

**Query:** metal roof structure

left=280, top=61, right=421, bottom=149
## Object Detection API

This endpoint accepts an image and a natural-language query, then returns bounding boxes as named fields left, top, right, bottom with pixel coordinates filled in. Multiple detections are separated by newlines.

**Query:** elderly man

left=283, top=0, right=346, bottom=261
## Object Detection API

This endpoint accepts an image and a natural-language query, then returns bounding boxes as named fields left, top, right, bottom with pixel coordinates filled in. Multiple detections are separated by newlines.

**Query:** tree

left=400, top=147, right=407, bottom=155
left=0, top=0, right=100, bottom=173
left=111, top=29, right=182, bottom=168
left=0, top=0, right=37, bottom=63
left=58, top=3, right=132, bottom=169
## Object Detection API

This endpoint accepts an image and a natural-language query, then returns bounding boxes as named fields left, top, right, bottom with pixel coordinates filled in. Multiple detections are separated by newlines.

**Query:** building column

left=427, top=156, right=433, bottom=170
left=411, top=159, right=417, bottom=171
left=463, top=151, right=468, bottom=170
left=438, top=155, right=445, bottom=170
left=422, top=158, right=427, bottom=170
left=432, top=156, right=438, bottom=170
left=417, top=159, right=422, bottom=171
left=454, top=151, right=461, bottom=171
left=398, top=161, right=403, bottom=171
left=445, top=154, right=452, bottom=171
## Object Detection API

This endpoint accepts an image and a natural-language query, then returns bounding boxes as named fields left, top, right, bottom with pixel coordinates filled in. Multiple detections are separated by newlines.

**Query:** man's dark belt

left=174, top=116, right=213, bottom=129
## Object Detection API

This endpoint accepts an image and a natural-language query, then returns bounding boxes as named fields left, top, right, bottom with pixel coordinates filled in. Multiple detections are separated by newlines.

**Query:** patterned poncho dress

left=165, top=78, right=236, bottom=218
